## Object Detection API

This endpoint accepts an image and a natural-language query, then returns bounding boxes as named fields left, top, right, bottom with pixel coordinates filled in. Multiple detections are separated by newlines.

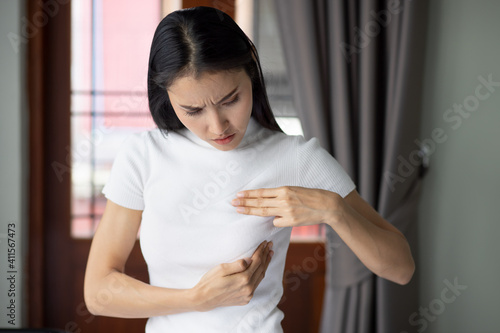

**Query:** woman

left=84, top=6, right=414, bottom=332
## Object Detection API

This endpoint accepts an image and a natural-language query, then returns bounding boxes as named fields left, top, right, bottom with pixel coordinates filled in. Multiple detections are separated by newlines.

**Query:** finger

left=249, top=243, right=273, bottom=286
left=250, top=241, right=272, bottom=271
left=236, top=187, right=283, bottom=199
left=236, top=206, right=282, bottom=217
left=256, top=250, right=274, bottom=284
left=221, top=258, right=251, bottom=276
left=251, top=241, right=268, bottom=258
left=231, top=198, right=281, bottom=208
left=245, top=241, right=268, bottom=272
left=272, top=216, right=288, bottom=228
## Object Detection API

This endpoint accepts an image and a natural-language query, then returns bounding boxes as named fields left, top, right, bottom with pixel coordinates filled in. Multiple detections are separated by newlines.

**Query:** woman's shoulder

left=122, top=127, right=177, bottom=148
left=272, top=134, right=336, bottom=167
left=252, top=126, right=325, bottom=155
left=112, top=128, right=173, bottom=161
left=268, top=131, right=322, bottom=152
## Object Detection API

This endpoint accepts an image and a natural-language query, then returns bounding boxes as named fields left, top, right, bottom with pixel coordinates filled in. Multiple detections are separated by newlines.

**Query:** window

left=71, top=0, right=320, bottom=240
left=70, top=0, right=160, bottom=237
left=254, top=0, right=304, bottom=135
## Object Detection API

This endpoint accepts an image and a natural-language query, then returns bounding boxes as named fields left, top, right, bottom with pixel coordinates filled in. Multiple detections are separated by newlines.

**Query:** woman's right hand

left=190, top=240, right=274, bottom=312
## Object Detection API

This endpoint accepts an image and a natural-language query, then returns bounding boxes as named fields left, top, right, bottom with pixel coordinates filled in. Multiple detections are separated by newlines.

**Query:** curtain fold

left=274, top=0, right=429, bottom=332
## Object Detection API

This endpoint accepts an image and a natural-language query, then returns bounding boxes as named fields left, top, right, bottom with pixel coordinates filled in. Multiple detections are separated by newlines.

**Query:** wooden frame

left=27, top=0, right=72, bottom=327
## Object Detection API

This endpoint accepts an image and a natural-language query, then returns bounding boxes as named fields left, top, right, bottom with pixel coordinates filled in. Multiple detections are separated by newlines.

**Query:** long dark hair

left=147, top=6, right=282, bottom=132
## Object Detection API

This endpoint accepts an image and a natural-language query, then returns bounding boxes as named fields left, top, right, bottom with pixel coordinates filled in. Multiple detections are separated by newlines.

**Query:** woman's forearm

left=84, top=270, right=195, bottom=318
left=327, top=196, right=415, bottom=285
left=84, top=240, right=274, bottom=318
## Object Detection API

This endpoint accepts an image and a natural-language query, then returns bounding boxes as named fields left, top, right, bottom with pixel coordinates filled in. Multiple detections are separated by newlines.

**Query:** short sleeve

left=296, top=137, right=356, bottom=198
left=102, top=134, right=146, bottom=210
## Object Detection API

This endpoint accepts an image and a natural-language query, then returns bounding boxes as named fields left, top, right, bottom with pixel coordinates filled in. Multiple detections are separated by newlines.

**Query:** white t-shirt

left=102, top=117, right=355, bottom=332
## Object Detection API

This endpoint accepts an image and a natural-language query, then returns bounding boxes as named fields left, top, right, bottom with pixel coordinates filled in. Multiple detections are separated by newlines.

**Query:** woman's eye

left=185, top=109, right=202, bottom=117
left=223, top=95, right=239, bottom=107
left=183, top=95, right=239, bottom=116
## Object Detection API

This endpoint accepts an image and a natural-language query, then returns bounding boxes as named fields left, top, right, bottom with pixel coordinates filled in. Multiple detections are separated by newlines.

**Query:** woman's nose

left=208, top=110, right=229, bottom=135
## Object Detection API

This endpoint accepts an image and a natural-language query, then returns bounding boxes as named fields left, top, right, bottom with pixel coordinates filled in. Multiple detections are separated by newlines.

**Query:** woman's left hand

left=232, top=186, right=416, bottom=285
left=231, top=186, right=342, bottom=227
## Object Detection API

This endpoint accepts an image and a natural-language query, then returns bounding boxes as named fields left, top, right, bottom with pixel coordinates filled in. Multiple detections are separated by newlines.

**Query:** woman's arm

left=84, top=199, right=273, bottom=318
left=327, top=189, right=415, bottom=285
left=232, top=187, right=415, bottom=285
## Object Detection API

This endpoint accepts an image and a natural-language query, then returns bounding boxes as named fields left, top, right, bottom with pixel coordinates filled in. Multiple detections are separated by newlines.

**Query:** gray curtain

left=274, top=0, right=429, bottom=332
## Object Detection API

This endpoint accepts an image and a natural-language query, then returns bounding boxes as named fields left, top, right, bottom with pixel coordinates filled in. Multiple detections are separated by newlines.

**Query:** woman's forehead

left=167, top=70, right=250, bottom=104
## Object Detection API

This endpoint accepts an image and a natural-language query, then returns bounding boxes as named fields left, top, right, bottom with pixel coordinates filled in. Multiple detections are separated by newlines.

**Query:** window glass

left=70, top=0, right=160, bottom=238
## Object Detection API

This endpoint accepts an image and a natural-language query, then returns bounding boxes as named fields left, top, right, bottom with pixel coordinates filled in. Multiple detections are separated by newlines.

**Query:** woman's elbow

left=379, top=253, right=415, bottom=285
left=84, top=277, right=105, bottom=316
left=389, top=235, right=416, bottom=285
left=84, top=288, right=98, bottom=316
left=392, top=257, right=415, bottom=286
left=84, top=299, right=100, bottom=317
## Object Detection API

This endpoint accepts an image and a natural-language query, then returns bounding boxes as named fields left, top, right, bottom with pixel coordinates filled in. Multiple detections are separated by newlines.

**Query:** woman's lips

left=213, top=133, right=236, bottom=145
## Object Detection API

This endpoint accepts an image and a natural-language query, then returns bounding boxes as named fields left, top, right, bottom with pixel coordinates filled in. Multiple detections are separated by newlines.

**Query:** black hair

left=147, top=6, right=282, bottom=132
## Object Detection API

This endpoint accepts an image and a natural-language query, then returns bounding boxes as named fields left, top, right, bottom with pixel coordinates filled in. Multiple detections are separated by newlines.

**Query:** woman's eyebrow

left=216, top=86, right=239, bottom=104
left=179, top=86, right=239, bottom=110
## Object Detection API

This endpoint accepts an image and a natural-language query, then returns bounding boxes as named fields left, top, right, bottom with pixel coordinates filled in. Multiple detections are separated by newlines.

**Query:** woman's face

left=167, top=69, right=253, bottom=151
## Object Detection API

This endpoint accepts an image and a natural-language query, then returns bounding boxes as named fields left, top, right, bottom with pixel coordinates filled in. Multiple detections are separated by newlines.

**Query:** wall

left=417, top=1, right=500, bottom=332
left=0, top=0, right=28, bottom=328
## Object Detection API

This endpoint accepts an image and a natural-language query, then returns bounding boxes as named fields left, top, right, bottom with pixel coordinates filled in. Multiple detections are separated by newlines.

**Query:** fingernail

left=268, top=242, right=273, bottom=250
left=269, top=250, right=274, bottom=258
left=236, top=207, right=245, bottom=213
left=231, top=199, right=240, bottom=206
left=237, top=192, right=245, bottom=198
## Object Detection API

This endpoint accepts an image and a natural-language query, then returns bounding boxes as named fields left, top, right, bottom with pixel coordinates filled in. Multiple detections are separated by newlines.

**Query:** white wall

left=0, top=0, right=28, bottom=328
left=417, top=1, right=500, bottom=332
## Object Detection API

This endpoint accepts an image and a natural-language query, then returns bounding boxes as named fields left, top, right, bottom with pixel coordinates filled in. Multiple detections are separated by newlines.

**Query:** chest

left=139, top=143, right=295, bottom=283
